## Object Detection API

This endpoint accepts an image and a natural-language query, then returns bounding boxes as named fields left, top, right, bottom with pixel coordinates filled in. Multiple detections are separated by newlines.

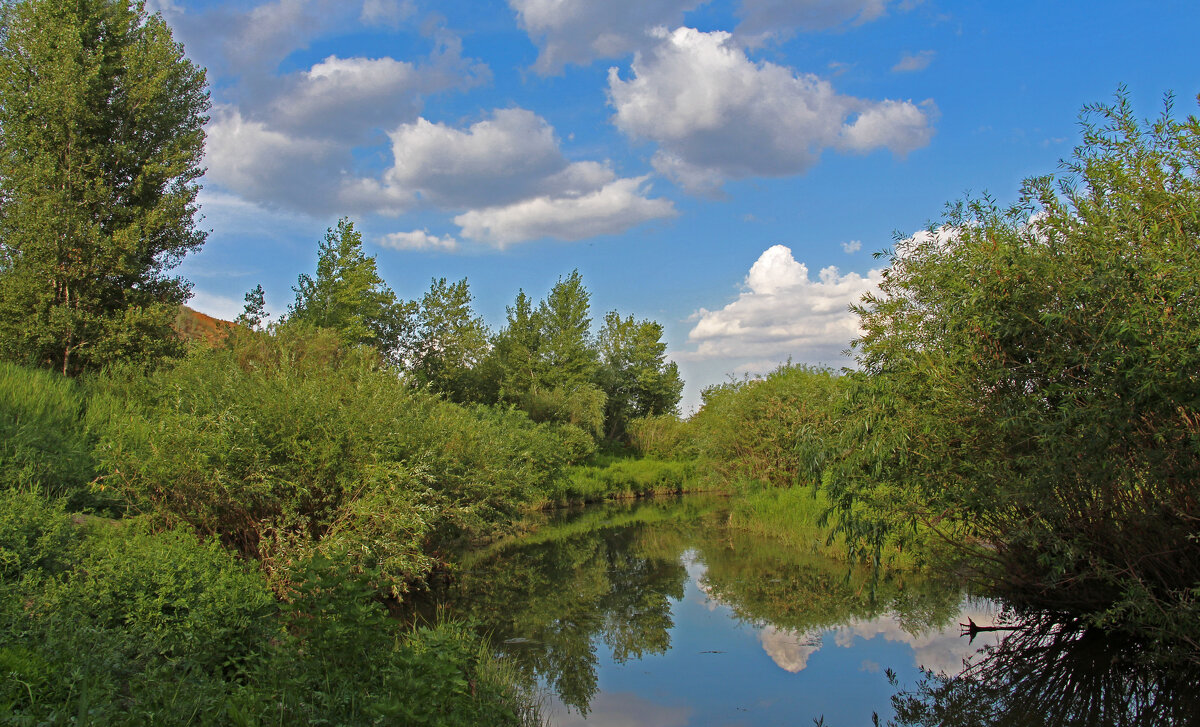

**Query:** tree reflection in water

left=415, top=497, right=964, bottom=717
left=891, top=611, right=1200, bottom=727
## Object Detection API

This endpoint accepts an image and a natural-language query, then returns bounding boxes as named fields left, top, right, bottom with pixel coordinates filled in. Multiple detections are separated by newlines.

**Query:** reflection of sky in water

left=553, top=552, right=999, bottom=726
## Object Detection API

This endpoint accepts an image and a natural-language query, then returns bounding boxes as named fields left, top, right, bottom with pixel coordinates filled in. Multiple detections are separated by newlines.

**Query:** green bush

left=1, top=515, right=277, bottom=726
left=544, top=457, right=699, bottom=505
left=89, top=325, right=577, bottom=593
left=689, top=365, right=843, bottom=489
left=231, top=555, right=535, bottom=727
left=0, top=503, right=539, bottom=726
left=627, top=414, right=692, bottom=459
left=0, top=488, right=81, bottom=583
left=833, top=94, right=1200, bottom=646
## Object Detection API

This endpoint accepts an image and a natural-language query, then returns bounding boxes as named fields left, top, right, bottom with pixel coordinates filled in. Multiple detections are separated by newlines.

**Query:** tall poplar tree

left=0, top=0, right=210, bottom=374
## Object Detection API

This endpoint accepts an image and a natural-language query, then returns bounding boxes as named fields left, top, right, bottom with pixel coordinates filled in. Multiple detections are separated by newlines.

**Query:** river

left=409, top=495, right=1198, bottom=726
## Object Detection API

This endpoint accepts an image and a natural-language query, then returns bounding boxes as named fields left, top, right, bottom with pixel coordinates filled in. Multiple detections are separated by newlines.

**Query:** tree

left=491, top=289, right=542, bottom=404
left=596, top=311, right=683, bottom=440
left=827, top=92, right=1200, bottom=645
left=488, top=274, right=606, bottom=442
left=537, top=270, right=597, bottom=389
left=409, top=277, right=491, bottom=403
left=0, top=0, right=209, bottom=374
left=235, top=284, right=269, bottom=331
left=286, top=218, right=412, bottom=362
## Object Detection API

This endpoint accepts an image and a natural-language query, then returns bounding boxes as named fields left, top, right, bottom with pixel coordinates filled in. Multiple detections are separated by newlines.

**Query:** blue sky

left=156, top=0, right=1200, bottom=412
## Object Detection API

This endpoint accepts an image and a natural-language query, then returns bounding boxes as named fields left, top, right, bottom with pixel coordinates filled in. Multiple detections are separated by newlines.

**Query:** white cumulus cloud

left=269, top=56, right=422, bottom=137
left=685, top=244, right=882, bottom=360
left=608, top=27, right=936, bottom=194
left=759, top=626, right=824, bottom=673
left=204, top=106, right=348, bottom=214
left=382, top=109, right=574, bottom=208
left=379, top=229, right=459, bottom=252
left=842, top=240, right=863, bottom=253
left=454, top=177, right=677, bottom=247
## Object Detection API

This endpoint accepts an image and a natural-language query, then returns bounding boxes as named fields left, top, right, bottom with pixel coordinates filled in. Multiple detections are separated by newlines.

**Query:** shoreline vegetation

left=0, top=0, right=1197, bottom=721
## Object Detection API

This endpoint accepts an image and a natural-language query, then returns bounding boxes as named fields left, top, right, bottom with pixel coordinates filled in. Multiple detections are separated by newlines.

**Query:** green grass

left=535, top=457, right=712, bottom=508
left=0, top=362, right=96, bottom=506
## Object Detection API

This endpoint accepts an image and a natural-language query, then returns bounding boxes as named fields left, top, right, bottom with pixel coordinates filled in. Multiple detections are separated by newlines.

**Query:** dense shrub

left=831, top=95, right=1200, bottom=646
left=0, top=508, right=277, bottom=725
left=0, top=489, right=81, bottom=583
left=688, top=365, right=843, bottom=489
left=544, top=457, right=699, bottom=505
left=235, top=556, right=534, bottom=726
left=627, top=414, right=692, bottom=459
left=0, top=494, right=539, bottom=726
left=89, top=325, right=578, bottom=593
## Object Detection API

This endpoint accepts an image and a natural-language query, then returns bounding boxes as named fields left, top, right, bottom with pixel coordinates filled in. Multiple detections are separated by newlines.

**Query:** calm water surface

left=414, top=496, right=1198, bottom=726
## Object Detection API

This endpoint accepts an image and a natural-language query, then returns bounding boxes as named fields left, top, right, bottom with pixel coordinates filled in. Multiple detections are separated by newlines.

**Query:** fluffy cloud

left=509, top=0, right=706, bottom=74
left=257, top=35, right=488, bottom=140
left=509, top=0, right=909, bottom=72
left=379, top=229, right=459, bottom=252
left=454, top=177, right=677, bottom=247
left=608, top=27, right=936, bottom=194
left=268, top=56, right=422, bottom=137
left=842, top=240, right=863, bottom=253
left=892, top=49, right=936, bottom=72
left=685, top=244, right=882, bottom=360
left=381, top=109, right=577, bottom=208
left=204, top=106, right=350, bottom=214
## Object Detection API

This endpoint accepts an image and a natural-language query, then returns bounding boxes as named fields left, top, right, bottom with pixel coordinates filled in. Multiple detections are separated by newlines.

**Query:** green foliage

left=0, top=489, right=81, bottom=583
left=90, top=324, right=577, bottom=593
left=520, top=383, right=607, bottom=441
left=537, top=270, right=598, bottom=390
left=409, top=277, right=492, bottom=403
left=0, top=0, right=209, bottom=375
left=235, top=284, right=269, bottom=331
left=0, top=362, right=96, bottom=505
left=1, top=514, right=277, bottom=726
left=491, top=289, right=542, bottom=404
left=0, top=491, right=542, bottom=726
left=490, top=273, right=609, bottom=441
left=690, top=364, right=843, bottom=489
left=830, top=92, right=1200, bottom=641
left=230, top=555, right=534, bottom=727
left=596, top=312, right=684, bottom=441
left=286, top=218, right=413, bottom=363
left=628, top=414, right=693, bottom=459
left=543, top=457, right=699, bottom=506
left=724, top=486, right=849, bottom=560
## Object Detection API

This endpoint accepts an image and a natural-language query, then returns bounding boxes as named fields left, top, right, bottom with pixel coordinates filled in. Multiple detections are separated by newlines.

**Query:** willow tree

left=0, top=0, right=210, bottom=374
left=829, top=93, right=1200, bottom=646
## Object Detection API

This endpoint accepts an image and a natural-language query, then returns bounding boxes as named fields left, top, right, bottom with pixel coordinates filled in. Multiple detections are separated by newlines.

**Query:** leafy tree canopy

left=830, top=91, right=1200, bottom=641
left=0, top=0, right=209, bottom=374
left=410, top=277, right=491, bottom=403
left=286, top=218, right=413, bottom=362
left=597, top=312, right=683, bottom=440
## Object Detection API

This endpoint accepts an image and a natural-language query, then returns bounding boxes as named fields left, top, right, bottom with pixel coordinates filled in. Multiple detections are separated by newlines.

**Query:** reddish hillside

left=174, top=305, right=236, bottom=345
